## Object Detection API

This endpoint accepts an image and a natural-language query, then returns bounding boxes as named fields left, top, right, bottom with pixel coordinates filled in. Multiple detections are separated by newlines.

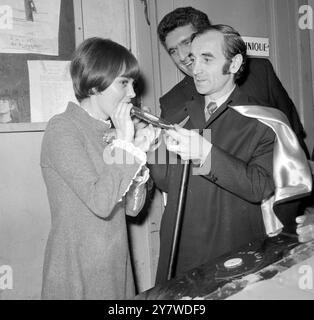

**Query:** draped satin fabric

left=231, top=105, right=312, bottom=235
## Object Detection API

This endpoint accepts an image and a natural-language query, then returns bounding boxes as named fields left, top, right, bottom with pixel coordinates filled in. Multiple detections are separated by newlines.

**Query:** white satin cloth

left=231, top=105, right=312, bottom=236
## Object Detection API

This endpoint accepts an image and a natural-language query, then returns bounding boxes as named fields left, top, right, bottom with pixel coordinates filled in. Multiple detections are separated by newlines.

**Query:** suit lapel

left=205, top=103, right=228, bottom=127
left=172, top=83, right=247, bottom=130
left=185, top=98, right=206, bottom=129
left=204, top=86, right=244, bottom=128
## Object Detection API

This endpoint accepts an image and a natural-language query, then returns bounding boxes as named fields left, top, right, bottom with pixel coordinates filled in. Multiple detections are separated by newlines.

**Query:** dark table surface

left=135, top=234, right=314, bottom=300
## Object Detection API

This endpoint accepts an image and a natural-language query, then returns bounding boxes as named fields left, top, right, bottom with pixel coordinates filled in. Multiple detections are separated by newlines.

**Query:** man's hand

left=296, top=207, right=314, bottom=243
left=165, top=124, right=212, bottom=162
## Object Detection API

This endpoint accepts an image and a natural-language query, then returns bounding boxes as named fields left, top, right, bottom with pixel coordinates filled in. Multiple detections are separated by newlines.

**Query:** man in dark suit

left=151, top=23, right=311, bottom=284
left=157, top=7, right=309, bottom=157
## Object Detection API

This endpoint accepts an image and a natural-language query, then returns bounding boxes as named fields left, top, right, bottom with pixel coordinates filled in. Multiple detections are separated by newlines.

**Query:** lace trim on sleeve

left=105, top=139, right=148, bottom=202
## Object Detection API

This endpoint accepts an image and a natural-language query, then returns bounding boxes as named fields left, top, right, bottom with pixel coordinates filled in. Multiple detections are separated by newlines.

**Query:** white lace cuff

left=111, top=139, right=147, bottom=165
left=107, top=139, right=148, bottom=202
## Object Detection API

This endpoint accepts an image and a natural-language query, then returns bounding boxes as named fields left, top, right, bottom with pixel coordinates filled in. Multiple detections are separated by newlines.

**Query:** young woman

left=40, top=37, right=158, bottom=299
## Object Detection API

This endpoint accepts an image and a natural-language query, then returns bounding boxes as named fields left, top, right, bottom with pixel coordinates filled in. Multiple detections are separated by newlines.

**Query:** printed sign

left=0, top=0, right=61, bottom=55
left=242, top=37, right=269, bottom=57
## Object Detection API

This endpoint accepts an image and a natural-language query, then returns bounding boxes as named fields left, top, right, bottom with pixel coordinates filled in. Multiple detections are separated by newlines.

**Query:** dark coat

left=159, top=57, right=309, bottom=157
left=152, top=87, right=277, bottom=284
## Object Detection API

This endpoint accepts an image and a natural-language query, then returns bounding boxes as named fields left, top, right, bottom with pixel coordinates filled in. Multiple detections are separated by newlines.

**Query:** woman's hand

left=111, top=102, right=134, bottom=143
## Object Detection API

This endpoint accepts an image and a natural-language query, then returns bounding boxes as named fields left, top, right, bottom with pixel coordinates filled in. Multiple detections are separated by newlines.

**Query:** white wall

left=310, top=0, right=314, bottom=155
left=0, top=132, right=50, bottom=299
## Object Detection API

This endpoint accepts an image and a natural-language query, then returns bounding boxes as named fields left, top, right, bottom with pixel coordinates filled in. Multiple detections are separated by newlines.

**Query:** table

left=135, top=235, right=314, bottom=300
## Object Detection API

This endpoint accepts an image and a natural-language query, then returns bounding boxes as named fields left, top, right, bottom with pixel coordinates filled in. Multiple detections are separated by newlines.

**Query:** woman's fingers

left=112, top=103, right=134, bottom=142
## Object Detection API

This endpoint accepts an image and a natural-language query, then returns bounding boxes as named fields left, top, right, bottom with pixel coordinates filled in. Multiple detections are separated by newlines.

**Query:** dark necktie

left=205, top=101, right=218, bottom=121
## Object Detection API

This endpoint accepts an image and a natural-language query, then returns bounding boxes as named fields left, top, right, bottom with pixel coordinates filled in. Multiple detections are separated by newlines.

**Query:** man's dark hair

left=194, top=24, right=247, bottom=81
left=70, top=37, right=139, bottom=102
left=157, top=7, right=211, bottom=45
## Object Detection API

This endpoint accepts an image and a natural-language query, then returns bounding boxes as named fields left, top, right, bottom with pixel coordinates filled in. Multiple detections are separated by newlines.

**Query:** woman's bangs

left=121, top=55, right=140, bottom=80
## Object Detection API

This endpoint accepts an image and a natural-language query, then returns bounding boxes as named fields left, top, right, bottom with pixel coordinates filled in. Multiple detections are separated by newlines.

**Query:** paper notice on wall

left=0, top=0, right=60, bottom=55
left=242, top=37, right=270, bottom=57
left=28, top=60, right=77, bottom=122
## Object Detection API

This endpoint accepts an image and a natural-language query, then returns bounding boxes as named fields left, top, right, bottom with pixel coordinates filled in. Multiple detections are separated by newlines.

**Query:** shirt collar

left=205, top=85, right=236, bottom=109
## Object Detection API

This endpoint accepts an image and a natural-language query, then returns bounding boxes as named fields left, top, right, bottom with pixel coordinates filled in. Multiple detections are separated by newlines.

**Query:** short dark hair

left=157, top=7, right=211, bottom=45
left=194, top=25, right=247, bottom=81
left=70, top=37, right=139, bottom=102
